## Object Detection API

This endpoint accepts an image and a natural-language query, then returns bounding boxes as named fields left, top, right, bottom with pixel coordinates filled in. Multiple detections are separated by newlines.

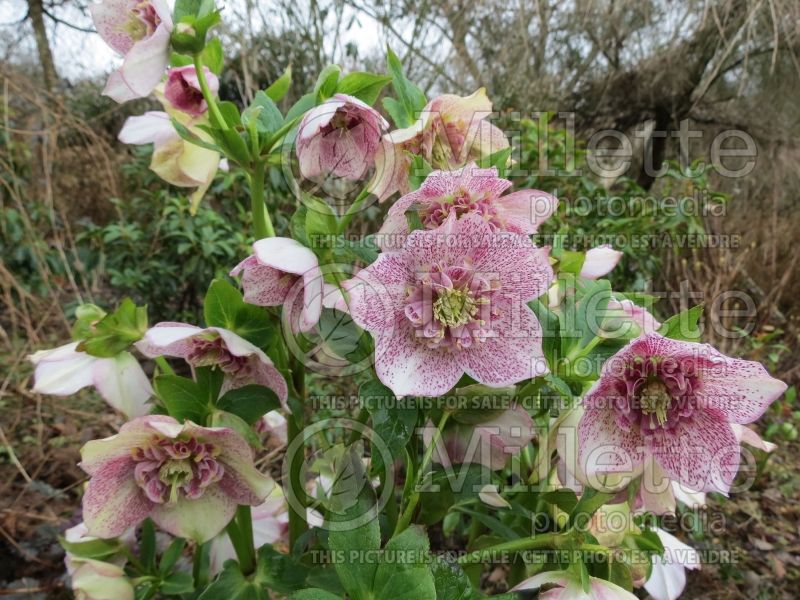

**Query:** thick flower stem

left=394, top=411, right=450, bottom=535
left=457, top=531, right=575, bottom=564
left=192, top=541, right=210, bottom=588
left=287, top=359, right=308, bottom=550
left=249, top=162, right=275, bottom=239
left=225, top=516, right=254, bottom=574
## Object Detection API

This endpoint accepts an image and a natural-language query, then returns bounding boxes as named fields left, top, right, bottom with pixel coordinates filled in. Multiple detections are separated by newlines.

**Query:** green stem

left=225, top=516, right=254, bottom=574
left=457, top=531, right=575, bottom=564
left=249, top=162, right=275, bottom=239
left=287, top=360, right=308, bottom=550
left=564, top=335, right=602, bottom=363
left=237, top=505, right=255, bottom=571
left=154, top=356, right=174, bottom=376
left=192, top=541, right=210, bottom=588
left=193, top=54, right=228, bottom=132
left=337, top=188, right=371, bottom=234
left=394, top=411, right=450, bottom=535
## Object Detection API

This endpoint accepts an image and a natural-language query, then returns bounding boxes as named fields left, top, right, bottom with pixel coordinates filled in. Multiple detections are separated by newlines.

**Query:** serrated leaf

left=360, top=379, right=417, bottom=475
left=373, top=527, right=436, bottom=600
left=154, top=375, right=209, bottom=423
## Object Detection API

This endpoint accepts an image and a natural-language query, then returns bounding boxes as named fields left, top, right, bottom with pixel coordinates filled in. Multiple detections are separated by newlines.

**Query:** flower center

left=433, top=288, right=479, bottom=327
left=638, top=380, right=671, bottom=428
left=125, top=2, right=161, bottom=40
left=187, top=335, right=251, bottom=378
left=133, top=437, right=224, bottom=504
left=404, top=259, right=498, bottom=350
left=419, top=187, right=503, bottom=230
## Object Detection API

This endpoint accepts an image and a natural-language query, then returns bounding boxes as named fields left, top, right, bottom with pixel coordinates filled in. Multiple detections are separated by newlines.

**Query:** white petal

left=30, top=342, right=98, bottom=395
left=92, top=353, right=153, bottom=418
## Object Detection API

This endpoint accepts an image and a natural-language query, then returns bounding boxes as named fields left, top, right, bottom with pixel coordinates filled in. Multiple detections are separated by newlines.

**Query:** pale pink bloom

left=90, top=0, right=173, bottom=103
left=425, top=405, right=536, bottom=470
left=371, top=89, right=509, bottom=201
left=602, top=298, right=661, bottom=339
left=136, top=323, right=289, bottom=409
left=578, top=333, right=786, bottom=494
left=29, top=342, right=151, bottom=419
left=478, top=484, right=510, bottom=508
left=118, top=110, right=222, bottom=211
left=209, top=485, right=289, bottom=574
left=296, top=93, right=389, bottom=180
left=512, top=570, right=638, bottom=599
left=230, top=238, right=324, bottom=333
left=65, top=557, right=134, bottom=600
left=164, top=65, right=219, bottom=116
left=344, top=213, right=553, bottom=396
left=643, top=528, right=701, bottom=600
left=255, top=410, right=288, bottom=446
left=580, top=245, right=623, bottom=279
left=80, top=415, right=274, bottom=542
left=377, top=162, right=557, bottom=250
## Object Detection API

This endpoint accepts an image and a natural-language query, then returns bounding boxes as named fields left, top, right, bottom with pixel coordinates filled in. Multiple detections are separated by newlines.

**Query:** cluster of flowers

left=28, top=2, right=787, bottom=599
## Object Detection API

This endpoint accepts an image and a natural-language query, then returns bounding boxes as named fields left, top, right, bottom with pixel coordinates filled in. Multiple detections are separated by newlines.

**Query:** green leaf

left=430, top=555, right=480, bottom=600
left=286, top=93, right=317, bottom=122
left=317, top=308, right=371, bottom=365
left=359, top=379, right=417, bottom=474
left=657, top=304, right=704, bottom=342
left=332, top=236, right=379, bottom=265
left=171, top=118, right=222, bottom=153
left=159, top=538, right=187, bottom=575
left=71, top=303, right=107, bottom=340
left=266, top=65, right=292, bottom=102
left=541, top=489, right=579, bottom=514
left=476, top=147, right=512, bottom=175
left=78, top=298, right=147, bottom=357
left=217, top=102, right=242, bottom=129
left=381, top=97, right=408, bottom=131
left=327, top=447, right=380, bottom=600
left=408, top=155, right=433, bottom=191
left=557, top=250, right=586, bottom=275
left=289, top=590, right=342, bottom=600
left=252, top=545, right=309, bottom=594
left=373, top=527, right=436, bottom=600
left=161, top=571, right=195, bottom=595
left=568, top=489, right=615, bottom=530
left=217, top=385, right=280, bottom=425
left=154, top=375, right=209, bottom=423
left=201, top=38, right=224, bottom=74
left=174, top=0, right=202, bottom=21
left=141, top=518, right=157, bottom=573
left=243, top=91, right=284, bottom=135
left=384, top=47, right=426, bottom=128
left=609, top=560, right=633, bottom=591
left=336, top=72, right=393, bottom=105
left=198, top=560, right=268, bottom=600
left=314, top=65, right=341, bottom=101
left=304, top=195, right=338, bottom=241
left=221, top=129, right=251, bottom=166
left=204, top=279, right=242, bottom=329
left=559, top=277, right=611, bottom=356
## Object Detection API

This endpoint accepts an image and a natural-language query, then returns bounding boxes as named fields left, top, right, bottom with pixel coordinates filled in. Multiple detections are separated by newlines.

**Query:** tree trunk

left=27, top=0, right=58, bottom=92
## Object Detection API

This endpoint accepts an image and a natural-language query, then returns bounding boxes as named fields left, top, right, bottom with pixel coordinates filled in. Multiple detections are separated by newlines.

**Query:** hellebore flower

left=230, top=238, right=324, bottom=333
left=344, top=212, right=553, bottom=396
left=29, top=342, right=151, bottom=419
left=90, top=0, right=173, bottom=103
left=425, top=405, right=536, bottom=470
left=80, top=415, right=274, bottom=542
left=64, top=522, right=136, bottom=600
left=512, top=570, right=638, bottom=599
left=643, top=528, right=701, bottom=600
left=136, top=323, right=288, bottom=408
left=580, top=245, right=623, bottom=279
left=296, top=93, right=389, bottom=180
left=377, top=162, right=557, bottom=250
left=208, top=484, right=289, bottom=574
left=371, top=89, right=509, bottom=201
left=577, top=333, right=787, bottom=493
left=163, top=65, right=219, bottom=117
left=118, top=109, right=223, bottom=212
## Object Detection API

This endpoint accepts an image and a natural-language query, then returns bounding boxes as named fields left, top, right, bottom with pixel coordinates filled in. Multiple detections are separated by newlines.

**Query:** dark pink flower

left=295, top=93, right=388, bottom=180
left=578, top=333, right=786, bottom=493
left=163, top=65, right=219, bottom=116
left=135, top=324, right=288, bottom=408
left=80, top=415, right=274, bottom=542
left=378, top=162, right=556, bottom=250
left=344, top=213, right=553, bottom=396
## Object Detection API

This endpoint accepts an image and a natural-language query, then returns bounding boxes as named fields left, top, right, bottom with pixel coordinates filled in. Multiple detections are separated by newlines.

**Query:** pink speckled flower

left=578, top=333, right=786, bottom=493
left=90, top=0, right=173, bottom=103
left=296, top=93, right=389, bottom=180
left=230, top=238, right=324, bottom=333
left=512, top=570, right=637, bottom=599
left=80, top=415, right=274, bottom=542
left=135, top=323, right=288, bottom=409
left=163, top=65, right=219, bottom=116
left=344, top=212, right=553, bottom=396
left=371, top=89, right=509, bottom=202
left=377, top=162, right=557, bottom=250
